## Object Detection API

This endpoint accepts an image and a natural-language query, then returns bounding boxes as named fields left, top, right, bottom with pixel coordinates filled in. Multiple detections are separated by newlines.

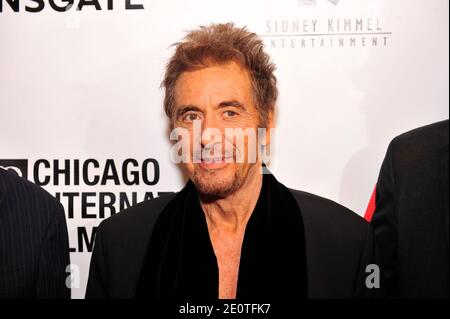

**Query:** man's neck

left=200, top=164, right=263, bottom=236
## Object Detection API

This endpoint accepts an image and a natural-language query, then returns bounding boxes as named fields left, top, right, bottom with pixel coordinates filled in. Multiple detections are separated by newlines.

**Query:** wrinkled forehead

left=173, top=61, right=254, bottom=110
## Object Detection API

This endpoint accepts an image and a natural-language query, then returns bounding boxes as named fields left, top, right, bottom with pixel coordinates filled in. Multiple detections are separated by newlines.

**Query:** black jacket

left=86, top=185, right=381, bottom=299
left=371, top=119, right=449, bottom=298
left=0, top=168, right=70, bottom=298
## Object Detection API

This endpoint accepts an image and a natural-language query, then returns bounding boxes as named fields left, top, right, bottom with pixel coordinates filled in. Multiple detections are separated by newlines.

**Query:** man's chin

left=196, top=185, right=233, bottom=199
left=191, top=171, right=237, bottom=198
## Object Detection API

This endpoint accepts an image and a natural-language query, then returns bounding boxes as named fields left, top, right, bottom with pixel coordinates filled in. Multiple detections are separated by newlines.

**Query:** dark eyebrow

left=175, top=105, right=202, bottom=118
left=175, top=101, right=246, bottom=118
left=217, top=100, right=246, bottom=111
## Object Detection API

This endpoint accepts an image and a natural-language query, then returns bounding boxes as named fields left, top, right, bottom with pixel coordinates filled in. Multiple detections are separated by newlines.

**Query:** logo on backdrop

left=0, top=0, right=144, bottom=12
left=262, top=0, right=392, bottom=49
left=0, top=158, right=169, bottom=253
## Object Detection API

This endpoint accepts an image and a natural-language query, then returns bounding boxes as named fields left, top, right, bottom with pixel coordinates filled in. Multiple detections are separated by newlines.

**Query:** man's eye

left=183, top=113, right=199, bottom=122
left=224, top=110, right=238, bottom=117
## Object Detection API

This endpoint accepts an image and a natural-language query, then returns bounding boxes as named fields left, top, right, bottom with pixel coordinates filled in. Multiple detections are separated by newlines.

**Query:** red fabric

left=364, top=185, right=377, bottom=222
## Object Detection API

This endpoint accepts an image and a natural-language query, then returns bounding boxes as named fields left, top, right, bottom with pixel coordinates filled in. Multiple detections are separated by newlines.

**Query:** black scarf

left=135, top=171, right=308, bottom=299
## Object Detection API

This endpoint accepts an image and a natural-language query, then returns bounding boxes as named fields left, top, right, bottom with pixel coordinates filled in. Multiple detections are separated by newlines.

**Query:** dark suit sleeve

left=35, top=202, right=71, bottom=299
left=370, top=140, right=399, bottom=298
left=85, top=222, right=109, bottom=299
left=352, top=224, right=385, bottom=298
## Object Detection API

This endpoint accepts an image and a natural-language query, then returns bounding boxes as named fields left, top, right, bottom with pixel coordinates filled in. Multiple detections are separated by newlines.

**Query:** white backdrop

left=0, top=0, right=448, bottom=298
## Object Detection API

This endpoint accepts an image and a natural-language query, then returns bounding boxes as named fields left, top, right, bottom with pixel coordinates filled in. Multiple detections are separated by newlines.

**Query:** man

left=370, top=120, right=449, bottom=298
left=86, top=23, right=381, bottom=299
left=0, top=167, right=70, bottom=298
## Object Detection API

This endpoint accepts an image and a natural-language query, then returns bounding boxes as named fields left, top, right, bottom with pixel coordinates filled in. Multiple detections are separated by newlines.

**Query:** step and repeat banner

left=0, top=0, right=448, bottom=298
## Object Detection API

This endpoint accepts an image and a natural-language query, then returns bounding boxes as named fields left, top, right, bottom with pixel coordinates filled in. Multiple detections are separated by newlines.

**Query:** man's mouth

left=198, top=155, right=233, bottom=169
left=201, top=157, right=224, bottom=163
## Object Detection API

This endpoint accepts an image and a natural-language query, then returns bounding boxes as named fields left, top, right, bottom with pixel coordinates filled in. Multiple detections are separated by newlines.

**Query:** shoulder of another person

left=0, top=168, right=64, bottom=216
left=391, top=119, right=449, bottom=151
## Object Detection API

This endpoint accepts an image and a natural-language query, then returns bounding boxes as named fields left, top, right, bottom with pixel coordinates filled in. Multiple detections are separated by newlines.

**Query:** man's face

left=172, top=61, right=267, bottom=198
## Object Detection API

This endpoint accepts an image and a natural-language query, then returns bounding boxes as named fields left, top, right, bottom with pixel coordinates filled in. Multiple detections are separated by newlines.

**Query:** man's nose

left=200, top=114, right=223, bottom=147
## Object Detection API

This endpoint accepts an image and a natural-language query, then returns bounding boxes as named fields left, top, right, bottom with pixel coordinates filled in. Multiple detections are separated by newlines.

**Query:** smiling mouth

left=198, top=155, right=234, bottom=169
left=194, top=154, right=234, bottom=163
left=201, top=157, right=225, bottom=163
